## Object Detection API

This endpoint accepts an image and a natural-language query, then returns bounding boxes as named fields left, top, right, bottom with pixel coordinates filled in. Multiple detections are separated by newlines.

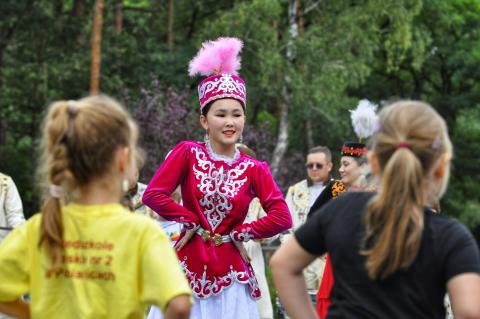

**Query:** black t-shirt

left=295, top=192, right=480, bottom=319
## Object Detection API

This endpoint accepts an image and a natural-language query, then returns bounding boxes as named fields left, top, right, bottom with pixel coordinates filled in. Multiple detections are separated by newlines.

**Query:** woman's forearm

left=273, top=267, right=318, bottom=319
left=271, top=237, right=319, bottom=319
left=163, top=295, right=191, bottom=319
left=0, top=299, right=30, bottom=319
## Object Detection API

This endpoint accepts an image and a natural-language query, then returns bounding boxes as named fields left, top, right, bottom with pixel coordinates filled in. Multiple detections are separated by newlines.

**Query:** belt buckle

left=201, top=230, right=211, bottom=242
left=213, top=234, right=223, bottom=246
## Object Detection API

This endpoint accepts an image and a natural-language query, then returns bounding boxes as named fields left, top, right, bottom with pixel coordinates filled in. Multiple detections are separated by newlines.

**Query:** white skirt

left=148, top=282, right=260, bottom=319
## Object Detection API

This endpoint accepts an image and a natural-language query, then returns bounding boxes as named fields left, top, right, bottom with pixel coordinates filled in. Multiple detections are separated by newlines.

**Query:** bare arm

left=0, top=299, right=29, bottom=319
left=448, top=273, right=480, bottom=319
left=270, top=235, right=318, bottom=319
left=163, top=294, right=191, bottom=319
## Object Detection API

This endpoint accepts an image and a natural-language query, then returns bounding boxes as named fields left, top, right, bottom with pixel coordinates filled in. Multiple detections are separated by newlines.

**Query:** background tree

left=0, top=0, right=479, bottom=237
left=90, top=0, right=105, bottom=93
left=351, top=0, right=480, bottom=227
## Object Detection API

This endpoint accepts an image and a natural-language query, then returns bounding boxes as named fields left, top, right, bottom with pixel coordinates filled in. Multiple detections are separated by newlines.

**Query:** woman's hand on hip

left=174, top=228, right=196, bottom=251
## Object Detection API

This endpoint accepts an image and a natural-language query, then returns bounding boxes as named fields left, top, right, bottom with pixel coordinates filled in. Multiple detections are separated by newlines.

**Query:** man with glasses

left=281, top=146, right=333, bottom=291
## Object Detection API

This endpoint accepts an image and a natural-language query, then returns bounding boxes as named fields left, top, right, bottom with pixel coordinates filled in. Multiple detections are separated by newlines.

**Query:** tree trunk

left=186, top=4, right=198, bottom=40
left=115, top=1, right=123, bottom=35
left=271, top=84, right=291, bottom=177
left=167, top=0, right=174, bottom=50
left=90, top=0, right=105, bottom=94
left=72, top=0, right=86, bottom=16
left=298, top=0, right=305, bottom=37
left=71, top=0, right=87, bottom=45
left=297, top=0, right=312, bottom=150
left=270, top=0, right=298, bottom=177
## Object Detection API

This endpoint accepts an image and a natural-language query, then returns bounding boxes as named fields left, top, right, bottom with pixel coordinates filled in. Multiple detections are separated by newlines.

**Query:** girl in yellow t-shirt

left=0, top=96, right=191, bottom=319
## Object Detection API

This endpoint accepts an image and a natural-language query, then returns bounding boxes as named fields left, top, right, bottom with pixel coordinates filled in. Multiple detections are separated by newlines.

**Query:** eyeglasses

left=306, top=163, right=324, bottom=170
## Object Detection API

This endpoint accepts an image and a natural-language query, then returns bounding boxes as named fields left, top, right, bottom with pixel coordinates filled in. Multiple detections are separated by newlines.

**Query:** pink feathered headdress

left=189, top=37, right=246, bottom=111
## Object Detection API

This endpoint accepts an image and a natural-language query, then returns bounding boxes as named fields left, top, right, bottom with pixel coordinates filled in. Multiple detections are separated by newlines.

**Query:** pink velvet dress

left=143, top=141, right=292, bottom=301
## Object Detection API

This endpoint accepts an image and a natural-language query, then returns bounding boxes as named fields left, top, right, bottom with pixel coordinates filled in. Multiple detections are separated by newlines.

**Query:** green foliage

left=124, top=0, right=151, bottom=7
left=197, top=0, right=424, bottom=154
left=352, top=0, right=480, bottom=228
left=444, top=106, right=480, bottom=226
left=0, top=0, right=479, bottom=228
left=256, top=110, right=278, bottom=134
left=197, top=0, right=284, bottom=103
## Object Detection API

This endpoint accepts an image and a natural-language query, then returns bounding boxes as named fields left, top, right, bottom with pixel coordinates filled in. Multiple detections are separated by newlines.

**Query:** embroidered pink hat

left=188, top=37, right=246, bottom=111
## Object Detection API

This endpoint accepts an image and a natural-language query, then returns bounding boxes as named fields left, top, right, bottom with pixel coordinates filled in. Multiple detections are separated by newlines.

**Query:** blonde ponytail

left=361, top=101, right=452, bottom=280
left=362, top=147, right=424, bottom=279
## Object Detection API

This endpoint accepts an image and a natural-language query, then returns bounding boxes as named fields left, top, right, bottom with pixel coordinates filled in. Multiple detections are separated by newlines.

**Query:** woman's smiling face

left=339, top=156, right=361, bottom=188
left=200, top=98, right=245, bottom=150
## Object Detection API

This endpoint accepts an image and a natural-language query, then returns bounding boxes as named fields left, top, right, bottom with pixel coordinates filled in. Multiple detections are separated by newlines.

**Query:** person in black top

left=307, top=179, right=345, bottom=218
left=270, top=100, right=480, bottom=319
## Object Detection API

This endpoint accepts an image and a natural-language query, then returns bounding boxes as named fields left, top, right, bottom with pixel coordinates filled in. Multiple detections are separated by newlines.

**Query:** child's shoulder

left=4, top=213, right=42, bottom=239
left=124, top=212, right=167, bottom=235
left=120, top=210, right=160, bottom=227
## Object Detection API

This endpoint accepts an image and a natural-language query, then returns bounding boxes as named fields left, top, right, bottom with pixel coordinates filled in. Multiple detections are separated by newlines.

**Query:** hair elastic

left=67, top=100, right=79, bottom=117
left=395, top=142, right=411, bottom=149
left=49, top=184, right=62, bottom=198
left=431, top=135, right=442, bottom=149
left=373, top=120, right=382, bottom=134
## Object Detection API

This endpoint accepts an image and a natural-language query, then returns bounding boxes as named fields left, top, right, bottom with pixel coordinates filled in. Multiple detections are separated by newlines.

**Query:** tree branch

left=304, top=0, right=322, bottom=15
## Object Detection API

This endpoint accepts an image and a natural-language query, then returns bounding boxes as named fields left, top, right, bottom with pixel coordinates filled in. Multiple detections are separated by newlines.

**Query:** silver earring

left=204, top=132, right=210, bottom=143
left=122, top=178, right=129, bottom=193
left=239, top=135, right=243, bottom=143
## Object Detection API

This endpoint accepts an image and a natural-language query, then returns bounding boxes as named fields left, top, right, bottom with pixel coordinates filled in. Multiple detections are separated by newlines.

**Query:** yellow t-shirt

left=0, top=203, right=191, bottom=319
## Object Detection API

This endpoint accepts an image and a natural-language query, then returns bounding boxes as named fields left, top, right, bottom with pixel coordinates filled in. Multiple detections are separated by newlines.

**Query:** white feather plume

left=350, top=99, right=378, bottom=140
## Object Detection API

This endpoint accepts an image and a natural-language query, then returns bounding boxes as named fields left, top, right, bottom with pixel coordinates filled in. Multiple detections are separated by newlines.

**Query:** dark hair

left=201, top=101, right=214, bottom=116
left=201, top=98, right=245, bottom=116
left=351, top=155, right=367, bottom=166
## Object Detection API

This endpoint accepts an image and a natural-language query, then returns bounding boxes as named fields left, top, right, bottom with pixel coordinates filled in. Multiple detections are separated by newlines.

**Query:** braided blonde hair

left=37, top=95, right=138, bottom=269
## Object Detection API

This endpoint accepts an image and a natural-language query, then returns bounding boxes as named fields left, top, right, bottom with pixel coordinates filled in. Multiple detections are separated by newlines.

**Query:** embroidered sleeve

left=4, top=176, right=25, bottom=228
left=230, top=227, right=255, bottom=242
left=143, top=142, right=199, bottom=229
left=231, top=162, right=292, bottom=242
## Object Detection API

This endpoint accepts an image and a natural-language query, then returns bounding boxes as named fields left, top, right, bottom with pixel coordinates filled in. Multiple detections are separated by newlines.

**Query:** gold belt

left=196, top=227, right=231, bottom=246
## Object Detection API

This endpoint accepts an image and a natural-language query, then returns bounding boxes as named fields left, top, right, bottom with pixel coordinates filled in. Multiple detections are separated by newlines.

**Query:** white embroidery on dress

left=179, top=258, right=260, bottom=299
left=192, top=147, right=254, bottom=231
left=230, top=228, right=255, bottom=242
left=205, top=141, right=240, bottom=166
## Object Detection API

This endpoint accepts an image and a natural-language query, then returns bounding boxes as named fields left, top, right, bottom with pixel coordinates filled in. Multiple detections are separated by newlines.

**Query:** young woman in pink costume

left=144, top=37, right=292, bottom=319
